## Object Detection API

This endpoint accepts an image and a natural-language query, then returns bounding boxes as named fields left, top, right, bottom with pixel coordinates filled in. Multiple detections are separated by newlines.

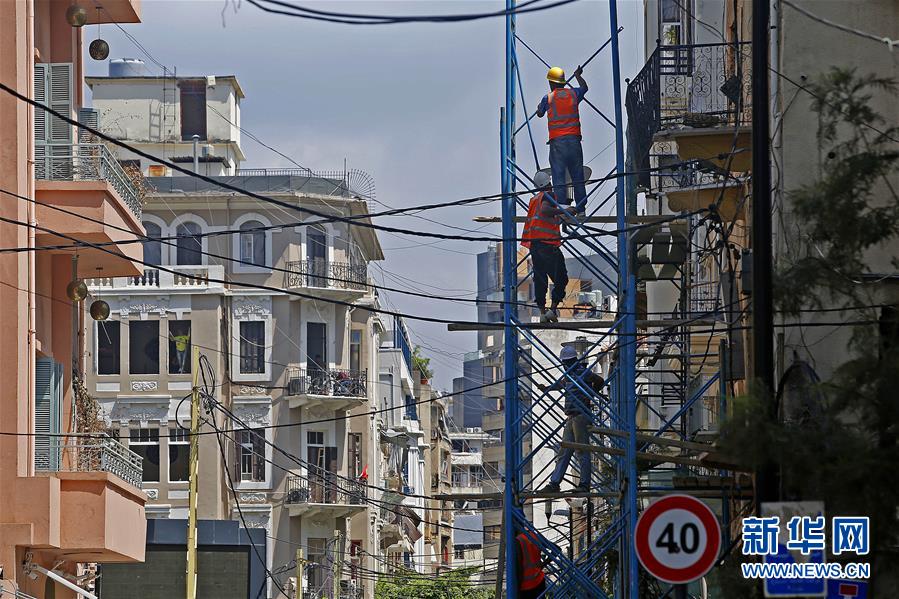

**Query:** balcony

left=284, top=469, right=367, bottom=518
left=35, top=143, right=145, bottom=277
left=626, top=42, right=753, bottom=184
left=286, top=367, right=368, bottom=411
left=51, top=433, right=144, bottom=489
left=284, top=259, right=368, bottom=301
left=651, top=157, right=746, bottom=221
left=87, top=265, right=226, bottom=294
left=24, top=434, right=147, bottom=562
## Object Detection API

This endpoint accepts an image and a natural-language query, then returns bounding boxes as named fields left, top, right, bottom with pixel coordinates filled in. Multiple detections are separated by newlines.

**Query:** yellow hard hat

left=547, top=67, right=566, bottom=84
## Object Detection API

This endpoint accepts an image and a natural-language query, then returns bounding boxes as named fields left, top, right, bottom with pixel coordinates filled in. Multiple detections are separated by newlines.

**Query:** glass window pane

left=239, top=321, right=265, bottom=374
left=143, top=222, right=163, bottom=266
left=97, top=321, right=120, bottom=375
left=168, top=320, right=192, bottom=374
left=168, top=427, right=189, bottom=482
left=129, top=427, right=160, bottom=483
left=129, top=320, right=160, bottom=374
left=239, top=221, right=266, bottom=267
left=176, top=222, right=202, bottom=265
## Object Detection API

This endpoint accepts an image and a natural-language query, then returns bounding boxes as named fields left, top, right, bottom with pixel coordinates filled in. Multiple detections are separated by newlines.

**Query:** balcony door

left=307, top=435, right=337, bottom=503
left=307, top=322, right=327, bottom=394
left=307, top=225, right=327, bottom=287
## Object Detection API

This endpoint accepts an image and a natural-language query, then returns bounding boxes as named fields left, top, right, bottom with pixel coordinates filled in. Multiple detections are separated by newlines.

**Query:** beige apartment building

left=0, top=1, right=149, bottom=598
left=81, top=71, right=388, bottom=598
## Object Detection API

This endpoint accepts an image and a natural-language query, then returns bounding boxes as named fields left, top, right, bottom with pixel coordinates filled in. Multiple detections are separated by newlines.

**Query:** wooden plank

left=472, top=215, right=689, bottom=224
left=590, top=426, right=715, bottom=453
left=447, top=317, right=716, bottom=332
left=431, top=492, right=502, bottom=502
left=560, top=441, right=709, bottom=468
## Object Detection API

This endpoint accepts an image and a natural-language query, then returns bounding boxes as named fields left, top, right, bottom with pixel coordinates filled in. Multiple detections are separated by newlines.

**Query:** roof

left=86, top=75, right=246, bottom=98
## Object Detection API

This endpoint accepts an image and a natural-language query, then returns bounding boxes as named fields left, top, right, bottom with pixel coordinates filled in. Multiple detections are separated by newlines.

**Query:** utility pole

left=294, top=548, right=304, bottom=599
left=332, top=530, right=343, bottom=599
left=752, top=0, right=776, bottom=506
left=186, top=346, right=201, bottom=599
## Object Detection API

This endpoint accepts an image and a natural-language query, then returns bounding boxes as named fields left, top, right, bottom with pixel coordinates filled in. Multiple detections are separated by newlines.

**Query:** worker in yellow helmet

left=536, top=65, right=589, bottom=215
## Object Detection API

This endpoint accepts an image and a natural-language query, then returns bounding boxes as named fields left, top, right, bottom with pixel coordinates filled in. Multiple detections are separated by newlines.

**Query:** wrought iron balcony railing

left=626, top=42, right=751, bottom=186
left=37, top=433, right=144, bottom=489
left=284, top=468, right=366, bottom=506
left=35, top=143, right=143, bottom=219
left=286, top=367, right=367, bottom=398
left=285, top=260, right=368, bottom=291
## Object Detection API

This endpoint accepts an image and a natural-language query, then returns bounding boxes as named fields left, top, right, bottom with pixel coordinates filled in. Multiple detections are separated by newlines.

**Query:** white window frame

left=167, top=425, right=190, bottom=484
left=230, top=297, right=273, bottom=382
left=170, top=213, right=209, bottom=267
left=94, top=319, right=122, bottom=377
left=232, top=213, right=274, bottom=273
left=234, top=398, right=273, bottom=490
left=129, top=425, right=161, bottom=484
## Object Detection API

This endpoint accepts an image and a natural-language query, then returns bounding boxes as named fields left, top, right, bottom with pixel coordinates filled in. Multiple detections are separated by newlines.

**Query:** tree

left=413, top=345, right=434, bottom=381
left=715, top=68, right=899, bottom=595
left=374, top=567, right=493, bottom=599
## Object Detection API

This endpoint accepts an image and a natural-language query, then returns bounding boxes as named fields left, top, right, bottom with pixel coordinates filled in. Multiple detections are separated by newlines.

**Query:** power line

left=781, top=0, right=899, bottom=51
left=246, top=0, right=579, bottom=25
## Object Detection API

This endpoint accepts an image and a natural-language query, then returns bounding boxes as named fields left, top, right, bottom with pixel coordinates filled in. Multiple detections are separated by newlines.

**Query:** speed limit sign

left=634, top=494, right=721, bottom=584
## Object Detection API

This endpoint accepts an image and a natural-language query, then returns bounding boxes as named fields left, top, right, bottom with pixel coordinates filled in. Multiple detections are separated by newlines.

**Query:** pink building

left=0, top=1, right=148, bottom=596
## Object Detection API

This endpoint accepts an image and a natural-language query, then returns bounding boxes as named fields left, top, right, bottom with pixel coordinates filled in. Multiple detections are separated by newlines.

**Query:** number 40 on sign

left=634, top=494, right=722, bottom=585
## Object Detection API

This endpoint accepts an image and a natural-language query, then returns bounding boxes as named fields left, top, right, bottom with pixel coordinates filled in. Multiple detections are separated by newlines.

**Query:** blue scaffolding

left=499, top=1, right=639, bottom=597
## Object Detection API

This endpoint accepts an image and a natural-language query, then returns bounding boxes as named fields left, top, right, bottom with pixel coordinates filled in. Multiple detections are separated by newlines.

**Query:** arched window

left=176, top=222, right=203, bottom=265
left=143, top=221, right=163, bottom=266
left=239, top=220, right=266, bottom=267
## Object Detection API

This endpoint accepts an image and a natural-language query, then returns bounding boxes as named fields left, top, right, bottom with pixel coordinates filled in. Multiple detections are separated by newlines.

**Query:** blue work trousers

left=548, top=135, right=587, bottom=211
left=550, top=413, right=591, bottom=488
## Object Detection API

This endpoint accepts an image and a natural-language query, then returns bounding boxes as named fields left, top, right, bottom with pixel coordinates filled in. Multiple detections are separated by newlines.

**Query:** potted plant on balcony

left=412, top=346, right=433, bottom=384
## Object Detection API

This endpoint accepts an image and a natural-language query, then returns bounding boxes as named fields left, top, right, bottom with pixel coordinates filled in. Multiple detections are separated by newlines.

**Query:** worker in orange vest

left=536, top=65, right=589, bottom=215
left=522, top=171, right=576, bottom=323
left=515, top=529, right=547, bottom=598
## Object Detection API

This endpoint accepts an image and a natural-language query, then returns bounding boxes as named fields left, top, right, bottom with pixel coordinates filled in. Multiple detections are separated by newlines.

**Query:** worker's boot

left=540, top=308, right=554, bottom=323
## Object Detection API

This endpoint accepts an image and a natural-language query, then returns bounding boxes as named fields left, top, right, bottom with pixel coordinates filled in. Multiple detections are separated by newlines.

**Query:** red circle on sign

left=634, top=494, right=721, bottom=584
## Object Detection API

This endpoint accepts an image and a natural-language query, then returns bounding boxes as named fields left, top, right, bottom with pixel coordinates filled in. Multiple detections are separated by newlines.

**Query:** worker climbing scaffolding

left=536, top=65, right=589, bottom=214
left=522, top=170, right=575, bottom=323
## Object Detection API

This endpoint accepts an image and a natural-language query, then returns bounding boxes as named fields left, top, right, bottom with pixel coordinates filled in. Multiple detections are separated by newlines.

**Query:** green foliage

left=374, top=567, right=493, bottom=599
left=412, top=345, right=434, bottom=380
left=776, top=68, right=899, bottom=315
left=719, top=68, right=899, bottom=595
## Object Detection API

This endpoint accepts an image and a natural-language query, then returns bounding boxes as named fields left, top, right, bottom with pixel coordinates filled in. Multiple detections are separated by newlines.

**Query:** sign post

left=634, top=494, right=722, bottom=588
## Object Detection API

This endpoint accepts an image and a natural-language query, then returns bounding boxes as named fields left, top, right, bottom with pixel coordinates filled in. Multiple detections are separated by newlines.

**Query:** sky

left=83, top=0, right=646, bottom=390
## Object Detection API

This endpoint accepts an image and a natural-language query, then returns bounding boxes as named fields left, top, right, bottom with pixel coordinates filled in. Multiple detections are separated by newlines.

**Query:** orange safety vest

left=522, top=192, right=561, bottom=248
left=547, top=88, right=582, bottom=140
left=517, top=532, right=546, bottom=591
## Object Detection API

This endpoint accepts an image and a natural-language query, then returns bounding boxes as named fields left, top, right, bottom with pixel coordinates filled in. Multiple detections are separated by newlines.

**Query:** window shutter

left=48, top=63, right=73, bottom=144
left=34, top=357, right=63, bottom=471
left=33, top=63, right=47, bottom=178
left=78, top=108, right=99, bottom=144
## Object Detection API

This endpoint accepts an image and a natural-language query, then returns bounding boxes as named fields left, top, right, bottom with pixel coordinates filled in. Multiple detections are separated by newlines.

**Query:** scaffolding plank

left=590, top=426, right=715, bottom=452
left=472, top=215, right=689, bottom=224
left=560, top=441, right=708, bottom=467
left=447, top=317, right=715, bottom=332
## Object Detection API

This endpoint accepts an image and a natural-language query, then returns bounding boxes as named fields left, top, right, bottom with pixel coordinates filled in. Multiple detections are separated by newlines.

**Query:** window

left=237, top=428, right=266, bottom=482
left=659, top=0, right=691, bottom=46
left=239, top=321, right=265, bottom=374
left=350, top=330, right=362, bottom=373
left=180, top=80, right=207, bottom=141
left=168, top=320, right=192, bottom=374
left=307, top=225, right=327, bottom=286
left=130, top=427, right=160, bottom=483
left=307, top=322, right=327, bottom=375
left=239, top=220, right=266, bottom=267
left=348, top=433, right=361, bottom=478
left=129, top=320, right=160, bottom=375
left=176, top=222, right=202, bottom=265
left=307, top=538, right=327, bottom=591
left=97, top=321, right=121, bottom=375
left=143, top=221, right=163, bottom=266
left=168, top=427, right=190, bottom=482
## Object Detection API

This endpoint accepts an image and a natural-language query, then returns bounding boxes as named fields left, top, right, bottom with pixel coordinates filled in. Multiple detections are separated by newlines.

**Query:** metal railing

left=650, top=156, right=723, bottom=194
left=286, top=367, right=367, bottom=398
left=285, top=260, right=368, bottom=291
left=40, top=433, right=144, bottom=489
left=284, top=469, right=366, bottom=506
left=626, top=42, right=751, bottom=186
left=690, top=280, right=722, bottom=315
left=35, top=143, right=143, bottom=219
left=235, top=167, right=375, bottom=204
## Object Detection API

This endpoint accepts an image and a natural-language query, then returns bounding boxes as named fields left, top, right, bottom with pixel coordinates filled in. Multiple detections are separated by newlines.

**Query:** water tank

left=109, top=58, right=146, bottom=77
